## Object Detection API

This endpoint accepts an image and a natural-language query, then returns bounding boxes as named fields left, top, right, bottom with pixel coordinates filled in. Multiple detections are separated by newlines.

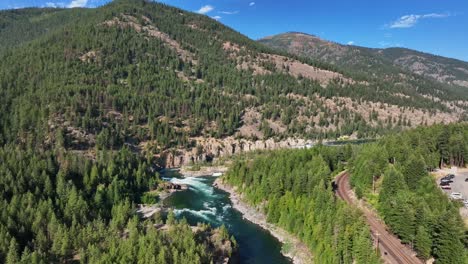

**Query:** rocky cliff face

left=160, top=137, right=315, bottom=168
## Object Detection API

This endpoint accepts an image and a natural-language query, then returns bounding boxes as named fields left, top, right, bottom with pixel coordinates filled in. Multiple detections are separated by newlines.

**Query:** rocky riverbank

left=179, top=165, right=229, bottom=177
left=214, top=178, right=313, bottom=264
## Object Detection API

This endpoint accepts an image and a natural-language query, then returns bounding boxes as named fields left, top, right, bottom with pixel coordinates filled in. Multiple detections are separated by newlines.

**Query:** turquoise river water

left=162, top=171, right=291, bottom=264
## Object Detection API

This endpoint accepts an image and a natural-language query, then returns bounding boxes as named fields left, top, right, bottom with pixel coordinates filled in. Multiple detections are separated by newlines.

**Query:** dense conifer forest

left=0, top=0, right=467, bottom=263
left=0, top=144, right=237, bottom=263
left=0, top=0, right=466, bottom=158
left=350, top=123, right=468, bottom=263
left=224, top=147, right=381, bottom=263
left=224, top=123, right=468, bottom=263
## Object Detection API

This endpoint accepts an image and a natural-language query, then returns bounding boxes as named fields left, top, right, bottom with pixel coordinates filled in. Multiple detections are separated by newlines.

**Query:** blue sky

left=1, top=0, right=467, bottom=62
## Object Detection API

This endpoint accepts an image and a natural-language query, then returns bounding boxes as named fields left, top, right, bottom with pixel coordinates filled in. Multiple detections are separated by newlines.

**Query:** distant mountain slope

left=379, top=47, right=468, bottom=87
left=0, top=0, right=466, bottom=167
left=259, top=32, right=468, bottom=93
left=0, top=7, right=96, bottom=53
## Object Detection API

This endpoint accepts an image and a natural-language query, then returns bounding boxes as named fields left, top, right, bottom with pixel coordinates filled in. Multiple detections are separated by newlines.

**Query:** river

left=162, top=170, right=291, bottom=264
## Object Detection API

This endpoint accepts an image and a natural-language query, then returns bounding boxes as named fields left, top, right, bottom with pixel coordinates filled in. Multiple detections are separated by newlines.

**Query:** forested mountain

left=380, top=47, right=468, bottom=88
left=259, top=32, right=468, bottom=96
left=0, top=7, right=87, bottom=53
left=0, top=1, right=466, bottom=262
left=0, top=0, right=467, bottom=167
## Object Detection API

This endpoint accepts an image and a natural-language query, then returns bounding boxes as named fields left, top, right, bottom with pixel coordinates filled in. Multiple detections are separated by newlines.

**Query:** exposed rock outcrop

left=161, top=137, right=314, bottom=168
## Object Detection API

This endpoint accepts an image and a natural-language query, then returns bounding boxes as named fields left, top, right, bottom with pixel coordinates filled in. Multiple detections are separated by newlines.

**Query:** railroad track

left=335, top=172, right=422, bottom=264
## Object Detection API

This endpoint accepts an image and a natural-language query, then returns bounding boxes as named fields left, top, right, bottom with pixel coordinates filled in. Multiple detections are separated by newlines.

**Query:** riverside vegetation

left=0, top=145, right=237, bottom=263
left=223, top=123, right=468, bottom=263
left=350, top=123, right=468, bottom=263
left=0, top=0, right=467, bottom=263
left=224, top=146, right=381, bottom=263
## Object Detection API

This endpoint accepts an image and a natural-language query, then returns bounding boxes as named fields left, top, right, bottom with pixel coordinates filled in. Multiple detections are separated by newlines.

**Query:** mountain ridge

left=0, top=0, right=466, bottom=167
left=258, top=32, right=468, bottom=91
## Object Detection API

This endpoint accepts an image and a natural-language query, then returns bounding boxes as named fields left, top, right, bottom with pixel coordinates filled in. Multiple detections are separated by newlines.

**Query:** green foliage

left=433, top=211, right=466, bottom=264
left=415, top=226, right=431, bottom=260
left=349, top=144, right=388, bottom=198
left=0, top=142, right=237, bottom=263
left=0, top=1, right=466, bottom=263
left=350, top=123, right=468, bottom=262
left=0, top=0, right=461, bottom=154
left=225, top=147, right=381, bottom=263
left=260, top=33, right=468, bottom=101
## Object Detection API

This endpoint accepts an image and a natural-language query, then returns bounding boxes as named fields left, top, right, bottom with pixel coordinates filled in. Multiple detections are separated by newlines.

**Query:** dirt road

left=335, top=172, right=422, bottom=264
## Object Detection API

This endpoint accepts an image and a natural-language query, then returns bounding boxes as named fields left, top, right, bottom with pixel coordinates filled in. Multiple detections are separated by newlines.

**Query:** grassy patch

left=281, top=240, right=294, bottom=255
left=141, top=191, right=160, bottom=204
left=187, top=164, right=201, bottom=171
left=365, top=192, right=380, bottom=208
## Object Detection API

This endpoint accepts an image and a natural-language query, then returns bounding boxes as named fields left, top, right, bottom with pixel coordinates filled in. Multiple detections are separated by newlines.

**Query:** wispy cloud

left=212, top=15, right=222, bottom=20
left=45, top=2, right=66, bottom=8
left=8, top=5, right=25, bottom=9
left=388, top=13, right=451, bottom=29
left=67, top=0, right=88, bottom=8
left=347, top=41, right=354, bottom=45
left=379, top=41, right=402, bottom=47
left=249, top=2, right=256, bottom=6
left=379, top=41, right=390, bottom=46
left=197, top=5, right=214, bottom=14
left=220, top=11, right=239, bottom=15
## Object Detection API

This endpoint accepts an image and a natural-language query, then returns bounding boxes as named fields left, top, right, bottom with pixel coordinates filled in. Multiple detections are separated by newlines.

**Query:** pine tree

left=433, top=212, right=465, bottom=264
left=379, top=167, right=407, bottom=206
left=5, top=239, right=18, bottom=264
left=402, top=155, right=427, bottom=190
left=415, top=226, right=431, bottom=260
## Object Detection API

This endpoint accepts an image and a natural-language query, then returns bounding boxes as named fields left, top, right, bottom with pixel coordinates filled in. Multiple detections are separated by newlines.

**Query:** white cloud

left=212, top=15, right=222, bottom=20
left=67, top=0, right=88, bottom=8
left=379, top=41, right=390, bottom=47
left=347, top=41, right=354, bottom=45
left=197, top=5, right=214, bottom=14
left=8, top=5, right=25, bottom=9
left=422, top=13, right=450, bottom=18
left=220, top=11, right=239, bottom=15
left=249, top=2, right=255, bottom=6
left=45, top=2, right=65, bottom=8
left=388, top=13, right=450, bottom=28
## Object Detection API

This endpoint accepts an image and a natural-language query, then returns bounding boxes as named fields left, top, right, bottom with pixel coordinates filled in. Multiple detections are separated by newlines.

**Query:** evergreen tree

left=402, top=155, right=427, bottom=190
left=5, top=239, right=18, bottom=264
left=433, top=212, right=465, bottom=264
left=415, top=226, right=431, bottom=260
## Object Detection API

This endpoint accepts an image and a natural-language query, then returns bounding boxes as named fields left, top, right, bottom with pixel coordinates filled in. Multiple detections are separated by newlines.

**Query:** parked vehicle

left=442, top=174, right=455, bottom=181
left=440, top=181, right=450, bottom=186
left=465, top=178, right=468, bottom=182
left=450, top=192, right=463, bottom=200
left=441, top=185, right=452, bottom=190
left=440, top=179, right=453, bottom=184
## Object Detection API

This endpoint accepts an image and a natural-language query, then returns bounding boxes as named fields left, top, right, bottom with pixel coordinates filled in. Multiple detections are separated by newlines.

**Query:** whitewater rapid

left=164, top=176, right=229, bottom=225
left=161, top=173, right=291, bottom=263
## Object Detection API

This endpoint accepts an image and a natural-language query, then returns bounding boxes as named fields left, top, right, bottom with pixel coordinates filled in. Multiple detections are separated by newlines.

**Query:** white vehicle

left=450, top=192, right=463, bottom=200
left=464, top=199, right=468, bottom=205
